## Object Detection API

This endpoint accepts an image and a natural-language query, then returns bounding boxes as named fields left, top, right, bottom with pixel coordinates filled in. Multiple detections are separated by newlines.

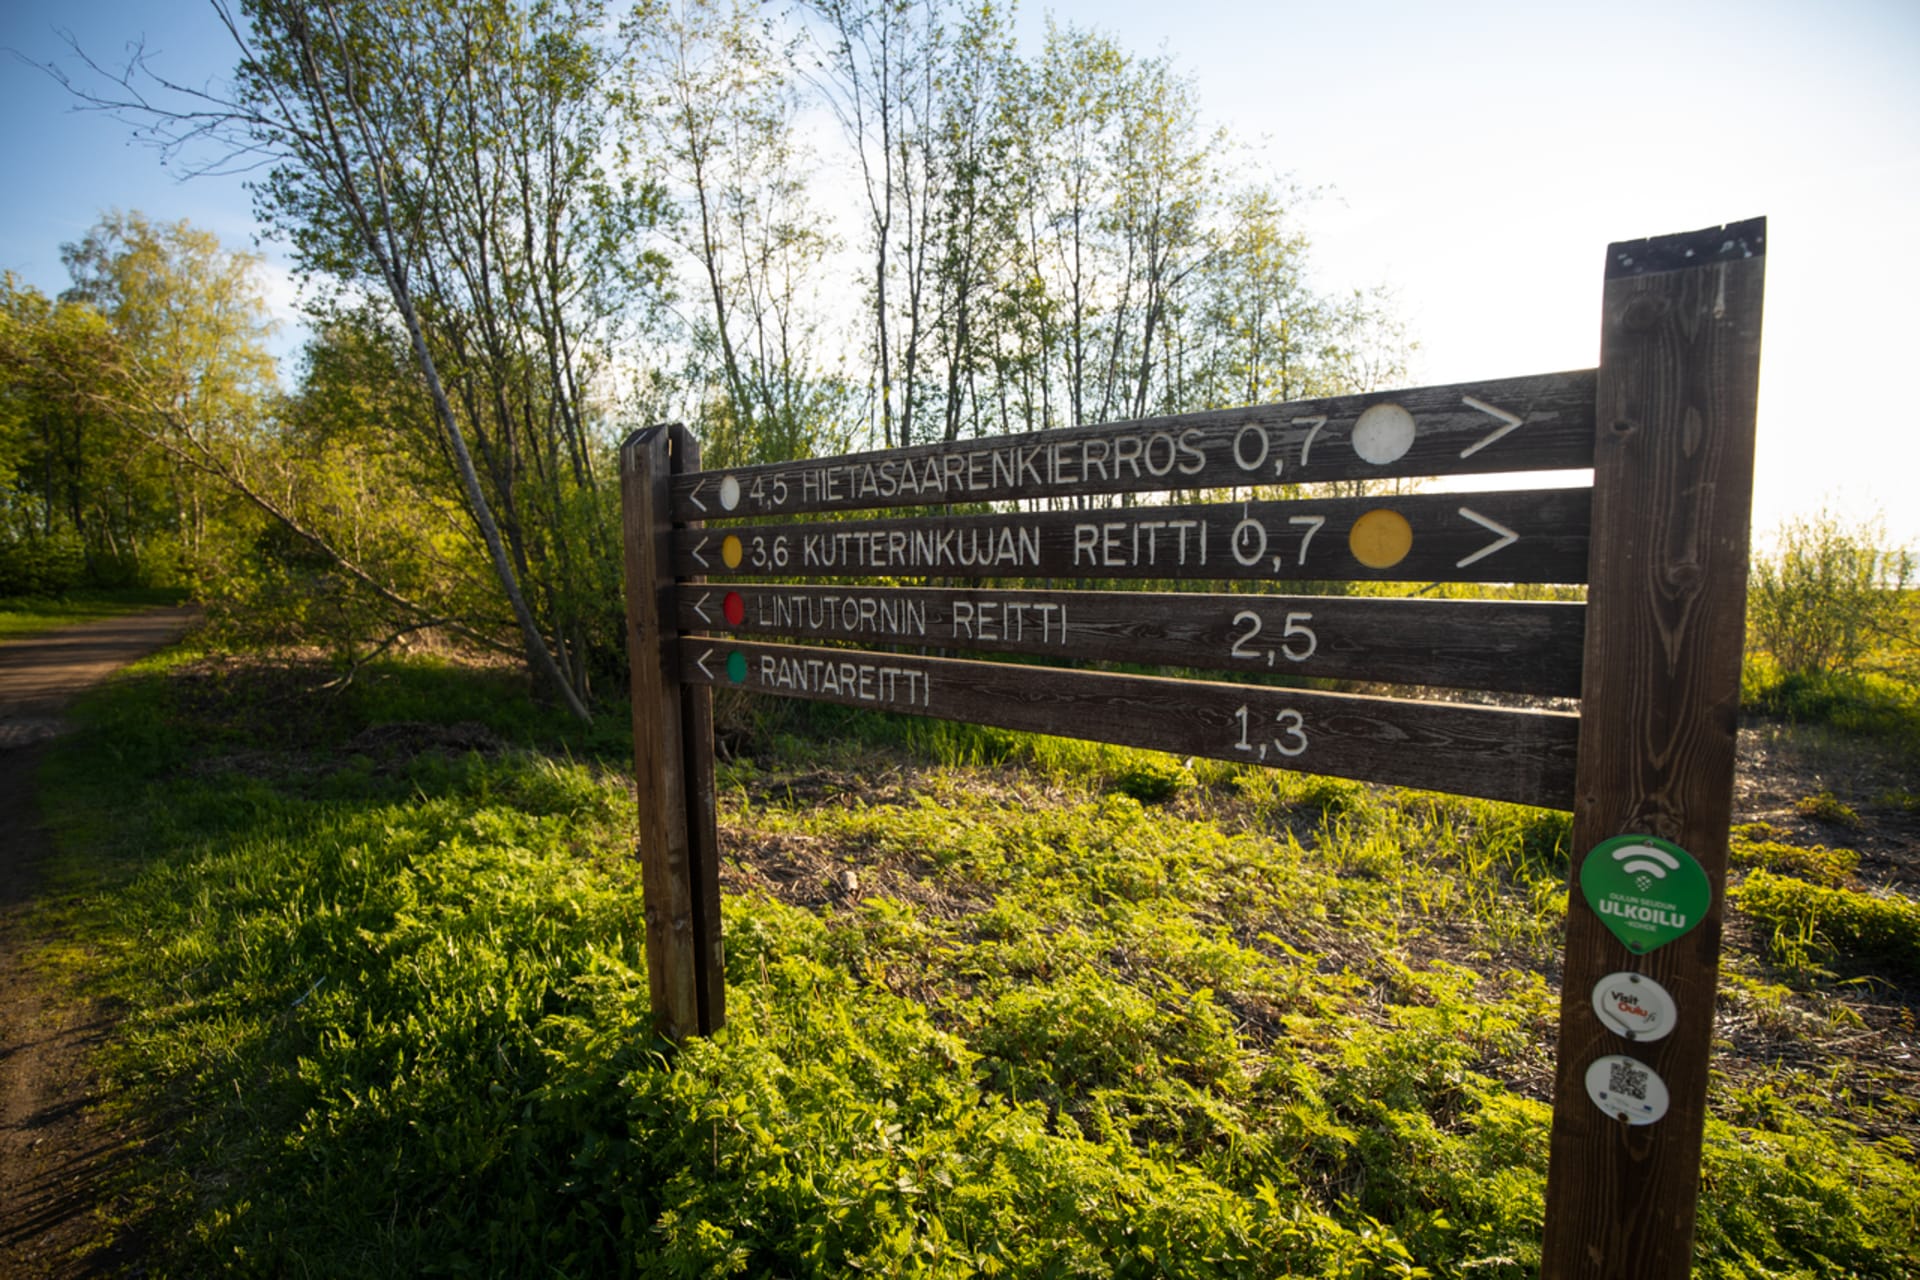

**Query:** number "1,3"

left=1233, top=705, right=1308, bottom=760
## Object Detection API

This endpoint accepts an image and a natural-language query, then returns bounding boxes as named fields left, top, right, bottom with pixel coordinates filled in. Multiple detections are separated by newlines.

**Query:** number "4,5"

left=1233, top=705, right=1308, bottom=760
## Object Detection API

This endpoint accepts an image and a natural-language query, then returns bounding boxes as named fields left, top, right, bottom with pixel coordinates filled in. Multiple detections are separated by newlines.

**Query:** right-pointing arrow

left=1456, top=507, right=1519, bottom=567
left=1458, top=396, right=1525, bottom=458
left=695, top=648, right=715, bottom=680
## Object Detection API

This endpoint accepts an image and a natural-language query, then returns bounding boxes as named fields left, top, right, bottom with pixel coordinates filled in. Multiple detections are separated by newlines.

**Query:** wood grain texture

left=1540, top=222, right=1766, bottom=1279
left=677, top=584, right=1587, bottom=696
left=670, top=370, right=1596, bottom=521
left=673, top=488, right=1592, bottom=585
left=620, top=426, right=723, bottom=1040
left=679, top=637, right=1580, bottom=808
left=669, top=425, right=726, bottom=1036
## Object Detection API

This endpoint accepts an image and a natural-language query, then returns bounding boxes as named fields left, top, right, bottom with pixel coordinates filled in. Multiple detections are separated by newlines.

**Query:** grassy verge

left=1743, top=655, right=1920, bottom=768
left=34, top=655, right=1920, bottom=1277
left=0, top=587, right=189, bottom=640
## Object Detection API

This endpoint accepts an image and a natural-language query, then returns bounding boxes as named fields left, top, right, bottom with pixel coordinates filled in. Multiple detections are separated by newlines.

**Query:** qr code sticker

left=1608, top=1059, right=1649, bottom=1101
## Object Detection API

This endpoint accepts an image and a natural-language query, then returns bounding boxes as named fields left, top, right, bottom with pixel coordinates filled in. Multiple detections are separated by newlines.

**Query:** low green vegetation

left=0, top=587, right=186, bottom=640
left=1793, top=789, right=1863, bottom=829
left=31, top=653, right=1918, bottom=1278
left=1734, top=871, right=1920, bottom=980
left=1744, top=664, right=1920, bottom=764
left=1728, top=823, right=1859, bottom=888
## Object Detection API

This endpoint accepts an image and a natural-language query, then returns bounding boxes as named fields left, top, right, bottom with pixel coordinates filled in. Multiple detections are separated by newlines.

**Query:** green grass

left=1734, top=870, right=1920, bottom=979
left=1728, top=823, right=1860, bottom=888
left=0, top=587, right=189, bottom=640
left=29, top=655, right=1920, bottom=1277
left=1744, top=663, right=1920, bottom=765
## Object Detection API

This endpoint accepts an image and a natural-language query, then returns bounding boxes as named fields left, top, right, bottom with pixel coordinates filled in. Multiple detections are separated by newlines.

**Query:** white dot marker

left=1591, top=972, right=1678, bottom=1043
left=1351, top=403, right=1415, bottom=465
left=1585, top=1055, right=1670, bottom=1125
left=719, top=476, right=741, bottom=511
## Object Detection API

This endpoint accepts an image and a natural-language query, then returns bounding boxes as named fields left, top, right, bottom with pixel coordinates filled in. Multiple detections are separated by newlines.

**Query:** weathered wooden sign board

left=621, top=219, right=1766, bottom=1280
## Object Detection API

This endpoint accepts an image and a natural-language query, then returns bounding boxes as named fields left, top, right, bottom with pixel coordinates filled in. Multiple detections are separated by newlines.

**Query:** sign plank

left=677, top=585, right=1586, bottom=696
left=679, top=637, right=1579, bottom=809
left=673, top=488, right=1591, bottom=585
left=670, top=370, right=1596, bottom=520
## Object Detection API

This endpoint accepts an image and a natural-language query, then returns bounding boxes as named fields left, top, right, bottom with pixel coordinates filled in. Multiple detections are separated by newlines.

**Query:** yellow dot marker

left=1349, top=509, right=1413, bottom=569
left=721, top=535, right=744, bottom=569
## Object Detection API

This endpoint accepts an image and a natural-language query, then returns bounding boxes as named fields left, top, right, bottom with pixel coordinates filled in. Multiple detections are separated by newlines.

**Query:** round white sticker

left=719, top=475, right=742, bottom=511
left=1351, top=403, right=1415, bottom=465
left=1585, top=1055, right=1670, bottom=1125
left=1590, top=972, right=1678, bottom=1043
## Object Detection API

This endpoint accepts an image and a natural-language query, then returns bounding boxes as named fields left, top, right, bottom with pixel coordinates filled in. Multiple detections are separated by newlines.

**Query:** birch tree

left=632, top=0, right=847, bottom=468
left=804, top=0, right=945, bottom=448
left=56, top=0, right=670, bottom=716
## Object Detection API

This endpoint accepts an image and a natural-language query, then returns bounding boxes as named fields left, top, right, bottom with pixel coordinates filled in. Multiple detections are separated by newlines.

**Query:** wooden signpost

left=620, top=220, right=1766, bottom=1279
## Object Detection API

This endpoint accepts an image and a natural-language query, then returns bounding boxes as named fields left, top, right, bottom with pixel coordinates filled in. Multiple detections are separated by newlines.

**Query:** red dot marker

left=723, top=591, right=746, bottom=625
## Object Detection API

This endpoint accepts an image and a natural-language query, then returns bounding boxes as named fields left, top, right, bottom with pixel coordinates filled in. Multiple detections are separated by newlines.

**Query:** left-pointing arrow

left=689, top=478, right=708, bottom=512
left=696, top=648, right=715, bottom=680
left=692, top=536, right=709, bottom=568
left=1456, top=507, right=1519, bottom=567
left=694, top=592, right=712, bottom=623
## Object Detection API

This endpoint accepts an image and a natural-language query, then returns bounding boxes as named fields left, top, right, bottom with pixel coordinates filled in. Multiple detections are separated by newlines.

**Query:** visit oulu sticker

left=1590, top=971, right=1677, bottom=1042
left=1580, top=835, right=1711, bottom=954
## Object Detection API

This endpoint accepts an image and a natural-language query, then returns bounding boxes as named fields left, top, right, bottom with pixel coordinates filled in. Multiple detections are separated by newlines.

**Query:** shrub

left=0, top=529, right=86, bottom=594
left=1748, top=510, right=1914, bottom=678
left=1110, top=755, right=1195, bottom=803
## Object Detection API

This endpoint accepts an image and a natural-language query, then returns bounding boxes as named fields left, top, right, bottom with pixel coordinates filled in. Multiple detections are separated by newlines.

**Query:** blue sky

left=5, top=0, right=1918, bottom=547
left=3, top=4, right=263, bottom=280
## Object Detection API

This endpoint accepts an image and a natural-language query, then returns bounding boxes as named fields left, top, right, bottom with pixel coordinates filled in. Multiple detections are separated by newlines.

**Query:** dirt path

left=1, top=607, right=198, bottom=1278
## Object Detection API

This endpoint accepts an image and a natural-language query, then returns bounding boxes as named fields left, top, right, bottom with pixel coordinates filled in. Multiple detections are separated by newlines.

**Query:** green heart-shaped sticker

left=1580, top=835, right=1712, bottom=954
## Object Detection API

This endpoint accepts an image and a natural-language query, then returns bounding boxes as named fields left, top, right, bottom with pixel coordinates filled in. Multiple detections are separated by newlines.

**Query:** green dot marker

left=1580, top=835, right=1711, bottom=954
left=725, top=650, right=747, bottom=683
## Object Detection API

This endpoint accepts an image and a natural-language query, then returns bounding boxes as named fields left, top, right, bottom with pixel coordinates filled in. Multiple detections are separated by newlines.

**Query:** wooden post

left=1541, top=220, right=1766, bottom=1278
left=620, top=424, right=724, bottom=1040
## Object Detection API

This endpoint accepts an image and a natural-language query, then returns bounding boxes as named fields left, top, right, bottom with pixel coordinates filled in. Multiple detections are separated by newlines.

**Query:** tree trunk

left=291, top=2, right=592, bottom=722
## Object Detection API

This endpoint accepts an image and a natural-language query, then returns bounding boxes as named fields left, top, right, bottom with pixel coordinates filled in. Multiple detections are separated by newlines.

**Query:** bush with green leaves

left=1748, top=509, right=1915, bottom=678
left=0, top=528, right=86, bottom=594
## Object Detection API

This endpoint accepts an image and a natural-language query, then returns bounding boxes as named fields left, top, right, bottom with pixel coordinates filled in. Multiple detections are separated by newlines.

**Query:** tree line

left=4, top=0, right=1410, bottom=716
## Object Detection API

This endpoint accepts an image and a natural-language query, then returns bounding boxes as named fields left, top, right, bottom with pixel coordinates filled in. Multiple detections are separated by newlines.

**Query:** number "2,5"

left=1229, top=610, right=1318, bottom=665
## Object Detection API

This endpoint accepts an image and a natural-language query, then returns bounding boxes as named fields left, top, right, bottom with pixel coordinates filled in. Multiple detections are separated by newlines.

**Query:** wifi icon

left=1611, top=843, right=1682, bottom=891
